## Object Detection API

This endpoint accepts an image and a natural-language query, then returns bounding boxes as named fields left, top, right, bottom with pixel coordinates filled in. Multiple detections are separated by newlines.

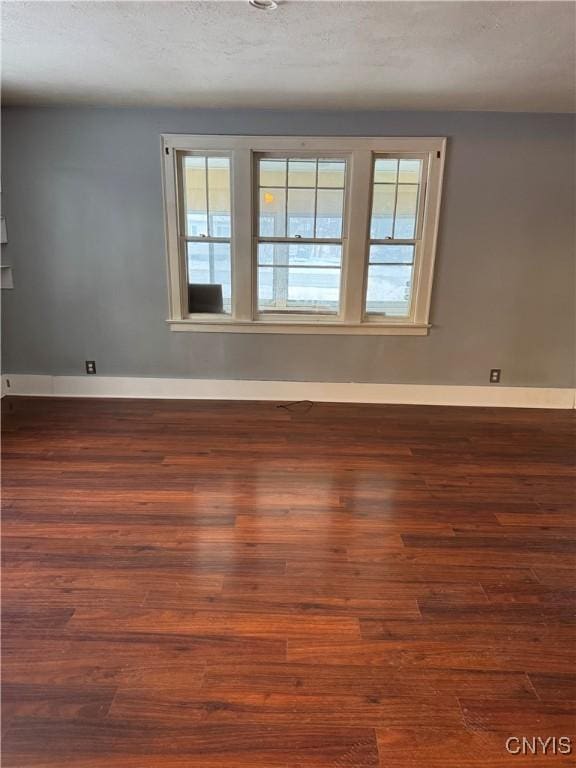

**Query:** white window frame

left=161, top=134, right=446, bottom=335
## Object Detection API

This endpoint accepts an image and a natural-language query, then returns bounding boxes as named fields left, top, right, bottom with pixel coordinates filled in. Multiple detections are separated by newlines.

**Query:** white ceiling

left=2, top=0, right=575, bottom=112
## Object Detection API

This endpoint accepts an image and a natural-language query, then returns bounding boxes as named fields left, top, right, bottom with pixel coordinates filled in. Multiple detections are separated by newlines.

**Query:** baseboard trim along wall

left=2, top=374, right=575, bottom=409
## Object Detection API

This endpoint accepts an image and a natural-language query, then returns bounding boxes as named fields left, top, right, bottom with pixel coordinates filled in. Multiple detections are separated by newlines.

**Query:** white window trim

left=161, top=134, right=446, bottom=335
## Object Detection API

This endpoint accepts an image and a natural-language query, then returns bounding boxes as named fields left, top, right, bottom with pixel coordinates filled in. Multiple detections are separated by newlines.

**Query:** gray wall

left=2, top=107, right=574, bottom=387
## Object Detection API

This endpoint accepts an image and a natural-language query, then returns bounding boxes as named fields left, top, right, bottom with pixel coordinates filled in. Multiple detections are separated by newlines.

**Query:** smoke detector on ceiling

left=249, top=0, right=278, bottom=10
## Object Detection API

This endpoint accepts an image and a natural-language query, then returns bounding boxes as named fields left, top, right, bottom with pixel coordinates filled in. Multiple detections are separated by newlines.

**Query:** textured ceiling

left=2, top=0, right=575, bottom=112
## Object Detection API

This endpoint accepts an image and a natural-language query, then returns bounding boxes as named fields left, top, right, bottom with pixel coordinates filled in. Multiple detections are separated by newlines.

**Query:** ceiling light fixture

left=249, top=0, right=278, bottom=10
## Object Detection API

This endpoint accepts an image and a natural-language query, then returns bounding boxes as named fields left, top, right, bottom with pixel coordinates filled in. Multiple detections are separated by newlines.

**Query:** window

left=366, top=157, right=426, bottom=318
left=181, top=154, right=232, bottom=313
left=162, top=135, right=445, bottom=334
left=257, top=157, right=346, bottom=314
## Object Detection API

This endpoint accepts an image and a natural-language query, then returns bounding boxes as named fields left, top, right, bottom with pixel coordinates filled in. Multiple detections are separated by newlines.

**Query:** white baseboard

left=2, top=374, right=575, bottom=409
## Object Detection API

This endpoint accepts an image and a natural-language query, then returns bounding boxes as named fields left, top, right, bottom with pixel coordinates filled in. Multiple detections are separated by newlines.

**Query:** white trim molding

left=167, top=320, right=430, bottom=335
left=3, top=375, right=575, bottom=409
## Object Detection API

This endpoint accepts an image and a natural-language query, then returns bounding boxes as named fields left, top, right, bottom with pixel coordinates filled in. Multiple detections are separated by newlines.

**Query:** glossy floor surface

left=2, top=397, right=575, bottom=767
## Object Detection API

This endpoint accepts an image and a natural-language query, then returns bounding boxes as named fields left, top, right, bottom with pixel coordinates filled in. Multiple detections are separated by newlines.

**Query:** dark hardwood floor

left=2, top=396, right=575, bottom=766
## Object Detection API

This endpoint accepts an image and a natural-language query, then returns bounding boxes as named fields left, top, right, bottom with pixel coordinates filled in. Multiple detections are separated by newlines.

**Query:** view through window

left=366, top=157, right=424, bottom=317
left=183, top=155, right=232, bottom=312
left=257, top=157, right=346, bottom=313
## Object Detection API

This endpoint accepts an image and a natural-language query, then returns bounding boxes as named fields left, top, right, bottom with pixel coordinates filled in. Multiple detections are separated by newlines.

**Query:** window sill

left=167, top=319, right=430, bottom=335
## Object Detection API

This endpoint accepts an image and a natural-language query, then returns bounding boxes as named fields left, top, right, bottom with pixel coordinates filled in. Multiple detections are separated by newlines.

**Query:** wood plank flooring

left=2, top=396, right=575, bottom=766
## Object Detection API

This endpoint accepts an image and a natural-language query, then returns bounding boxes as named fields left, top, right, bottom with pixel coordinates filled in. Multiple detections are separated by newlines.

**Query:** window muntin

left=366, top=156, right=426, bottom=318
left=181, top=154, right=232, bottom=313
left=256, top=157, right=347, bottom=314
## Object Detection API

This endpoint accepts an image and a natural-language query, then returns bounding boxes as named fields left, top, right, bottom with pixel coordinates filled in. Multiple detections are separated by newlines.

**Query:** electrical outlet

left=489, top=368, right=501, bottom=384
left=85, top=360, right=97, bottom=375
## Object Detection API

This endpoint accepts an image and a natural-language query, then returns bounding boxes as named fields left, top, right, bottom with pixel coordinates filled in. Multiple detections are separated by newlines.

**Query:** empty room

left=1, top=0, right=575, bottom=765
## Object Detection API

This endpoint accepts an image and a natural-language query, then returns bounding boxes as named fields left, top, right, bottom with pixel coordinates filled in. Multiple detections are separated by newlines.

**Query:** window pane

left=365, top=264, right=413, bottom=317
left=318, top=161, right=346, bottom=188
left=370, top=185, right=395, bottom=239
left=258, top=242, right=341, bottom=267
left=257, top=243, right=342, bottom=312
left=374, top=159, right=398, bottom=184
left=398, top=159, right=422, bottom=184
left=288, top=159, right=316, bottom=187
left=287, top=188, right=315, bottom=237
left=394, top=184, right=419, bottom=238
left=260, top=159, right=286, bottom=187
left=369, top=244, right=414, bottom=264
left=256, top=155, right=346, bottom=316
left=259, top=188, right=286, bottom=237
left=258, top=266, right=340, bottom=312
left=370, top=157, right=424, bottom=243
left=257, top=242, right=276, bottom=265
left=257, top=156, right=347, bottom=246
left=184, top=156, right=207, bottom=236
left=183, top=156, right=232, bottom=238
left=257, top=265, right=275, bottom=305
left=186, top=241, right=231, bottom=314
left=316, top=189, right=344, bottom=238
left=288, top=267, right=340, bottom=310
left=207, top=157, right=231, bottom=238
